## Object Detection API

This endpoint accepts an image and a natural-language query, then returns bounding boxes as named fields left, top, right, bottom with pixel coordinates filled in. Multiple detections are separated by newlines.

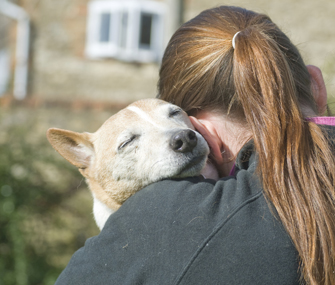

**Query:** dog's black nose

left=170, top=130, right=197, bottom=153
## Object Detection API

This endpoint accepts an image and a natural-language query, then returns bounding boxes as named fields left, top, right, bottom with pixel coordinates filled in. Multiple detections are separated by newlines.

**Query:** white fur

left=92, top=193, right=115, bottom=230
left=126, top=106, right=163, bottom=129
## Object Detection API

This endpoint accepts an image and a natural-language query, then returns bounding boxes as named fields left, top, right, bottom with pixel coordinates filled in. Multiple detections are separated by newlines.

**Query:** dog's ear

left=47, top=128, right=94, bottom=169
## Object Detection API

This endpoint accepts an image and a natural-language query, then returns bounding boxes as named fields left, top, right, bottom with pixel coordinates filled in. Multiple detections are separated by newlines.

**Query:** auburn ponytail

left=158, top=6, right=335, bottom=284
left=233, top=25, right=335, bottom=284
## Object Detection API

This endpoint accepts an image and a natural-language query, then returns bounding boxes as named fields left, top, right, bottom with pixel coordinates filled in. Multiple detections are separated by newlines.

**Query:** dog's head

left=47, top=99, right=210, bottom=227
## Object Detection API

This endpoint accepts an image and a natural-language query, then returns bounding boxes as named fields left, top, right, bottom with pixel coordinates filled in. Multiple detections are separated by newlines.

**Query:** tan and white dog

left=47, top=98, right=215, bottom=230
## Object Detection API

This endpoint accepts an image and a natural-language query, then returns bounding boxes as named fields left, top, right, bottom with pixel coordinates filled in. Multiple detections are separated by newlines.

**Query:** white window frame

left=85, top=0, right=166, bottom=63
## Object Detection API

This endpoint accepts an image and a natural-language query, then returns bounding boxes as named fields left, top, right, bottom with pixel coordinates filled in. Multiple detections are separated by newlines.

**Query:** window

left=139, top=13, right=153, bottom=49
left=85, top=0, right=166, bottom=63
left=99, top=13, right=111, bottom=42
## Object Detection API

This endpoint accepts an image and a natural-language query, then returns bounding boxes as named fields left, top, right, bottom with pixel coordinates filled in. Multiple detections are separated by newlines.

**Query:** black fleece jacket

left=56, top=134, right=327, bottom=284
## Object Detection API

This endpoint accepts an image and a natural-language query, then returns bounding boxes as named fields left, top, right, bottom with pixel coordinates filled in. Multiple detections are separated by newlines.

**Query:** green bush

left=0, top=107, right=99, bottom=285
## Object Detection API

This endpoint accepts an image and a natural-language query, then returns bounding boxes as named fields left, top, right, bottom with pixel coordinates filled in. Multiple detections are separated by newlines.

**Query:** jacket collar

left=230, top=140, right=256, bottom=175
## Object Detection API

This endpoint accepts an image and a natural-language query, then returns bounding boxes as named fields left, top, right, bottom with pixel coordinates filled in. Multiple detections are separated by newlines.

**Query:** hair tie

left=232, top=31, right=240, bottom=49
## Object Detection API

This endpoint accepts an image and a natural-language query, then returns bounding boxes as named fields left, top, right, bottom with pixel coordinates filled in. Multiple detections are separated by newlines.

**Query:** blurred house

left=1, top=0, right=335, bottom=108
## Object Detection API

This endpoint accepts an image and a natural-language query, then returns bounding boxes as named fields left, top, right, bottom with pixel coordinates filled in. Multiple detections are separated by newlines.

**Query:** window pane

left=120, top=11, right=128, bottom=48
left=100, top=13, right=111, bottom=42
left=139, top=13, right=153, bottom=49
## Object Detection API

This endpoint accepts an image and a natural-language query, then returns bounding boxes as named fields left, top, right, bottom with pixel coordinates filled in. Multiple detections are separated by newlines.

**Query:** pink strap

left=229, top=165, right=236, bottom=176
left=307, top=117, right=335, bottom=126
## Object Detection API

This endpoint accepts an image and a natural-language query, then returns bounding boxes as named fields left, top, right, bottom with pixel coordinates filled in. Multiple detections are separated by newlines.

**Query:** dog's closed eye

left=118, top=135, right=138, bottom=150
left=169, top=107, right=182, bottom=117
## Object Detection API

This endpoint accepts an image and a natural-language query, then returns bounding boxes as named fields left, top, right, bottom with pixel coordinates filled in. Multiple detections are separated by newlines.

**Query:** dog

left=47, top=98, right=216, bottom=230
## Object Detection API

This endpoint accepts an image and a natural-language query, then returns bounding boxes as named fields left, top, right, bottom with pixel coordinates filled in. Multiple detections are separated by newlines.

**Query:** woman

left=158, top=6, right=335, bottom=284
left=55, top=6, right=335, bottom=285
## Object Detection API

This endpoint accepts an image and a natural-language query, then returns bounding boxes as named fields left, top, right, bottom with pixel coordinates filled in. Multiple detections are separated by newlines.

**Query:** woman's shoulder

left=62, top=172, right=298, bottom=285
left=125, top=166, right=263, bottom=225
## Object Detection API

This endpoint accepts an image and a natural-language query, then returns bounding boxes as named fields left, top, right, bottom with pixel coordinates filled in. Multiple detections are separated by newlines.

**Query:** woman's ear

left=307, top=65, right=327, bottom=114
left=189, top=116, right=223, bottom=166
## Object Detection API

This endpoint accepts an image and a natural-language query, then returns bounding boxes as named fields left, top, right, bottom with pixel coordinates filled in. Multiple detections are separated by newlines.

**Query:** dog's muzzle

left=169, top=130, right=197, bottom=153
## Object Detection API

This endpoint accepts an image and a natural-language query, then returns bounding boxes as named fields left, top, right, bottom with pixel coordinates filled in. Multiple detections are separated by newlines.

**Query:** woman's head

left=158, top=6, right=317, bottom=118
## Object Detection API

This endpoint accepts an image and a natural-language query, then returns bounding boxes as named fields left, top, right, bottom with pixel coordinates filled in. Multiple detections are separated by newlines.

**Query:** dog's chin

left=173, top=155, right=207, bottom=178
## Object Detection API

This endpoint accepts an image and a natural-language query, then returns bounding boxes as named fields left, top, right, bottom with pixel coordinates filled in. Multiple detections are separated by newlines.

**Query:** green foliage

left=0, top=107, right=99, bottom=285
